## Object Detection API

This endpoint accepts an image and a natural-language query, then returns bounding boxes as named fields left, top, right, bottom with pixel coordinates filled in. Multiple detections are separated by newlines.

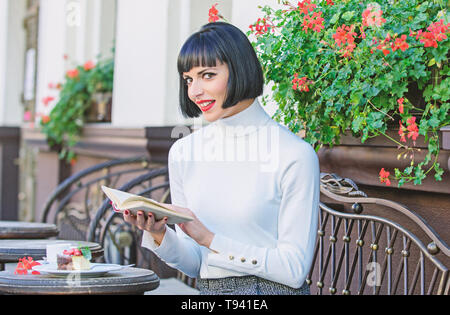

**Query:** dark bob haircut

left=177, top=22, right=264, bottom=118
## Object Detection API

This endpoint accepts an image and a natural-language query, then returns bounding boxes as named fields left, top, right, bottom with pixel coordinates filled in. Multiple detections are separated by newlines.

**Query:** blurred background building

left=0, top=0, right=280, bottom=221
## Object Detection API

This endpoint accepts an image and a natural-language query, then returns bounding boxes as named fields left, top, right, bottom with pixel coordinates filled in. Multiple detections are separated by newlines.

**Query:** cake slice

left=57, top=247, right=91, bottom=270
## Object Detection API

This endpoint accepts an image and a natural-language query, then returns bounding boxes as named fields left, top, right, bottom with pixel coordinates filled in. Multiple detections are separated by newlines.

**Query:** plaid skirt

left=197, top=276, right=310, bottom=295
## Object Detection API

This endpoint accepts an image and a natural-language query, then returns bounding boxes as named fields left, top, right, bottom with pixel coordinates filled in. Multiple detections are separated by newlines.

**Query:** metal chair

left=87, top=167, right=196, bottom=288
left=40, top=156, right=154, bottom=241
left=307, top=173, right=449, bottom=295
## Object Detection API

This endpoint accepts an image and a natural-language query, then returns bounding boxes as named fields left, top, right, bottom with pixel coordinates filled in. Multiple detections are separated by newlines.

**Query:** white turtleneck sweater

left=141, top=99, right=320, bottom=288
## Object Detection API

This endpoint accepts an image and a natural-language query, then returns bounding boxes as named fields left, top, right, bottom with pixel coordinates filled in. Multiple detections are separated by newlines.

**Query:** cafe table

left=0, top=239, right=103, bottom=271
left=0, top=221, right=59, bottom=239
left=0, top=267, right=160, bottom=295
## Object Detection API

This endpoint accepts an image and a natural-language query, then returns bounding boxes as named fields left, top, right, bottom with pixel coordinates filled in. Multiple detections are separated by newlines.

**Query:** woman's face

left=183, top=61, right=252, bottom=122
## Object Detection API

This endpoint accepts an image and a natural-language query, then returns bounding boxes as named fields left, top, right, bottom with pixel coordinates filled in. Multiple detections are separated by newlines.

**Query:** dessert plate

left=32, top=263, right=127, bottom=278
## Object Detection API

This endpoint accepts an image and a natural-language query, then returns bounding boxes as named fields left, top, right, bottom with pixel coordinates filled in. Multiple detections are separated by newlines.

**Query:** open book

left=101, top=186, right=193, bottom=225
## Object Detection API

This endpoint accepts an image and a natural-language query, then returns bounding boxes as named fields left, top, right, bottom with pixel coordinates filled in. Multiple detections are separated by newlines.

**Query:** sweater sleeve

left=207, top=150, right=320, bottom=288
left=141, top=141, right=203, bottom=278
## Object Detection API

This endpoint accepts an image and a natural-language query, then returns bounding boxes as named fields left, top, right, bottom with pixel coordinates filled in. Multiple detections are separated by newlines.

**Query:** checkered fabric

left=197, top=276, right=310, bottom=295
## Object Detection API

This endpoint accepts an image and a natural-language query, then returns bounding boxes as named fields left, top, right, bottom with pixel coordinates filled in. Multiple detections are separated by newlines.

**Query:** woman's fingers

left=155, top=216, right=168, bottom=229
left=144, top=212, right=155, bottom=231
left=125, top=210, right=167, bottom=234
left=136, top=211, right=147, bottom=230
left=123, top=210, right=136, bottom=225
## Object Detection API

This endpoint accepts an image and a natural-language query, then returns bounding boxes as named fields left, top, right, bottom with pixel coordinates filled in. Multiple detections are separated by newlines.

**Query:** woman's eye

left=184, top=77, right=193, bottom=85
left=203, top=72, right=216, bottom=79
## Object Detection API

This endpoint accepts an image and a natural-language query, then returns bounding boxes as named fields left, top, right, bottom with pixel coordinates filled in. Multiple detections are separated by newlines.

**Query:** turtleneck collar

left=214, top=99, right=271, bottom=137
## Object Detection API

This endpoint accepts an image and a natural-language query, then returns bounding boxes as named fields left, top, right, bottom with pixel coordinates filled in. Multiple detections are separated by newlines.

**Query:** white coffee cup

left=46, top=243, right=72, bottom=263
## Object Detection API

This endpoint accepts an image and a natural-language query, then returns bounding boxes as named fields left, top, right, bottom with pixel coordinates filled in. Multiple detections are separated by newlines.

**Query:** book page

left=101, top=186, right=133, bottom=206
left=122, top=195, right=175, bottom=213
left=101, top=185, right=193, bottom=224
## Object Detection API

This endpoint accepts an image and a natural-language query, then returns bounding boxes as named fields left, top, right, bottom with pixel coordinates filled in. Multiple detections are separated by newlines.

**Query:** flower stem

left=367, top=99, right=395, bottom=121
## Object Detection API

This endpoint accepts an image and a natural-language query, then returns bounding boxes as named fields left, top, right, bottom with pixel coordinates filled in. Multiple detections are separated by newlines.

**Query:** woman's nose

left=190, top=80, right=204, bottom=97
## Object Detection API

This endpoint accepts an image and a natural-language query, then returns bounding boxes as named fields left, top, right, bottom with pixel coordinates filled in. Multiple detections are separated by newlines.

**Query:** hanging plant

left=249, top=0, right=449, bottom=187
left=40, top=54, right=114, bottom=164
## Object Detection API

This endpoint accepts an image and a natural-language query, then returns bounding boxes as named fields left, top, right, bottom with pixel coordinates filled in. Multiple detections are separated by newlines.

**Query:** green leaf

left=342, top=11, right=355, bottom=21
left=404, top=166, right=413, bottom=175
left=428, top=116, right=440, bottom=128
left=434, top=164, right=444, bottom=181
left=351, top=116, right=365, bottom=133
left=330, top=13, right=340, bottom=25
left=417, top=2, right=429, bottom=13
left=413, top=12, right=428, bottom=25
left=79, top=246, right=92, bottom=260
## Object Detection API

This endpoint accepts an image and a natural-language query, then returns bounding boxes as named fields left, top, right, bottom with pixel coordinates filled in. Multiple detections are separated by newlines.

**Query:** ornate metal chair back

left=87, top=167, right=196, bottom=287
left=307, top=173, right=449, bottom=295
left=40, top=156, right=154, bottom=240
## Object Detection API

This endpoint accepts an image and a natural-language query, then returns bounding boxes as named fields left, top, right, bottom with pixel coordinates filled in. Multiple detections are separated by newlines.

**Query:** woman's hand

left=123, top=210, right=168, bottom=245
left=160, top=203, right=215, bottom=248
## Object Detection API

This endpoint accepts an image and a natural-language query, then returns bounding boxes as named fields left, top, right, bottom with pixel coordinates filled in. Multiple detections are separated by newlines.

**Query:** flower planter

left=86, top=92, right=112, bottom=123
left=317, top=127, right=450, bottom=246
left=250, top=0, right=449, bottom=190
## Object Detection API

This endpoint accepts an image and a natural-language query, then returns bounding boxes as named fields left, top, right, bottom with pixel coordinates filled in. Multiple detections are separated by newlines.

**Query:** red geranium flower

left=208, top=3, right=220, bottom=23
left=297, top=0, right=316, bottom=15
left=83, top=60, right=95, bottom=71
left=14, top=257, right=41, bottom=275
left=414, top=19, right=450, bottom=48
left=249, top=18, right=273, bottom=36
left=398, top=120, right=407, bottom=143
left=333, top=24, right=357, bottom=58
left=23, top=111, right=32, bottom=122
left=362, top=7, right=386, bottom=28
left=66, top=68, right=79, bottom=79
left=379, top=168, right=391, bottom=186
left=292, top=73, right=311, bottom=92
left=392, top=35, right=409, bottom=52
left=397, top=98, right=404, bottom=114
left=42, top=96, right=55, bottom=107
left=41, top=115, right=51, bottom=125
left=302, top=11, right=324, bottom=33
left=406, top=116, right=419, bottom=141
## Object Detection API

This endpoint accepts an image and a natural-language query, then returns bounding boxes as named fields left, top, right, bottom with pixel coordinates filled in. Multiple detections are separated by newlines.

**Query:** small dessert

left=57, top=247, right=91, bottom=270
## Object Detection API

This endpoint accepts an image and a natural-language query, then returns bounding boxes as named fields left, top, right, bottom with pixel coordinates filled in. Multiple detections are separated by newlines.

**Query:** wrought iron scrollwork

left=310, top=173, right=449, bottom=295
left=40, top=156, right=153, bottom=241
left=87, top=167, right=197, bottom=288
left=320, top=173, right=368, bottom=197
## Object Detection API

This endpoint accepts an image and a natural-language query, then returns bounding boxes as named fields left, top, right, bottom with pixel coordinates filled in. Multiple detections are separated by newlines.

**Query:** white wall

left=166, top=0, right=281, bottom=126
left=98, top=0, right=117, bottom=59
left=112, top=0, right=223, bottom=128
left=0, top=0, right=284, bottom=128
left=112, top=0, right=171, bottom=127
left=35, top=0, right=116, bottom=121
left=65, top=0, right=115, bottom=64
left=0, top=0, right=9, bottom=125
left=0, top=0, right=27, bottom=126
left=110, top=0, right=277, bottom=128
left=35, top=0, right=67, bottom=120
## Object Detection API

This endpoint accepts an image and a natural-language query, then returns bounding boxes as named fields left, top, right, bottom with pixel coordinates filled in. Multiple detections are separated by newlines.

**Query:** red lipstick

left=196, top=100, right=216, bottom=112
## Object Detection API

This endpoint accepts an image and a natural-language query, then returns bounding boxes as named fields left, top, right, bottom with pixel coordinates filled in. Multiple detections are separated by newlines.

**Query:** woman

left=123, top=22, right=319, bottom=295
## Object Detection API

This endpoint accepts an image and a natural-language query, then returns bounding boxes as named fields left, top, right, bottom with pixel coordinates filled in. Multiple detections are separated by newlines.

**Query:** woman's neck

left=222, top=98, right=255, bottom=119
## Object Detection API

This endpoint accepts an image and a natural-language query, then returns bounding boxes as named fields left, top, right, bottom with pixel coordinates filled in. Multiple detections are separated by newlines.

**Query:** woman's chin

left=203, top=113, right=219, bottom=123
